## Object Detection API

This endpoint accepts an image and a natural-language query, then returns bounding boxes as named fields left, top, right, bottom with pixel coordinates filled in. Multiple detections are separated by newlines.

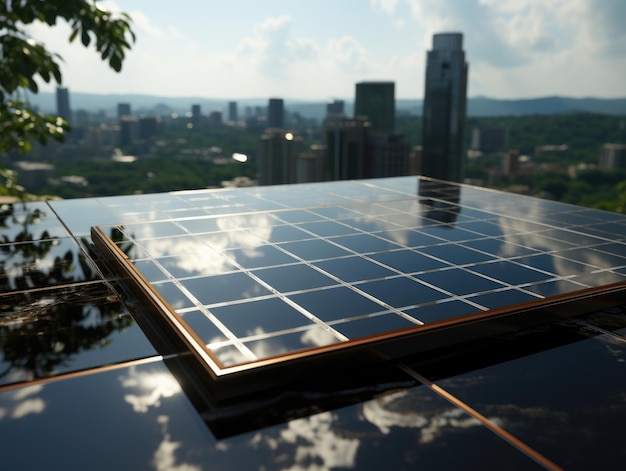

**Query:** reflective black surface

left=411, top=311, right=626, bottom=470
left=0, top=359, right=542, bottom=470
left=0, top=283, right=157, bottom=386
left=4, top=178, right=626, bottom=468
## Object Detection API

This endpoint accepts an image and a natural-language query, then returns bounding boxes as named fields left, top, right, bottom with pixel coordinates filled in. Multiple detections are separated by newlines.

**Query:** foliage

left=465, top=113, right=626, bottom=162
left=0, top=0, right=135, bottom=153
left=37, top=155, right=256, bottom=198
left=0, top=167, right=25, bottom=199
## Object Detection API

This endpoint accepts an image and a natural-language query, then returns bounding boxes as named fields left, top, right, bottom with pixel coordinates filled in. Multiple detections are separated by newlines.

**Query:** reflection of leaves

left=0, top=204, right=98, bottom=291
left=0, top=204, right=125, bottom=380
left=0, top=284, right=133, bottom=380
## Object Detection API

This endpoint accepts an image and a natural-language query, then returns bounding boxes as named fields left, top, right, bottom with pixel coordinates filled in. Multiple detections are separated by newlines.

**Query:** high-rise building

left=599, top=143, right=626, bottom=169
left=117, top=103, right=132, bottom=119
left=258, top=130, right=303, bottom=185
left=209, top=111, right=223, bottom=127
left=56, top=87, right=71, bottom=121
left=471, top=127, right=508, bottom=154
left=354, top=82, right=395, bottom=134
left=191, top=104, right=201, bottom=125
left=228, top=101, right=238, bottom=123
left=421, top=32, right=468, bottom=182
left=326, top=99, right=345, bottom=118
left=268, top=98, right=285, bottom=129
left=324, top=117, right=371, bottom=180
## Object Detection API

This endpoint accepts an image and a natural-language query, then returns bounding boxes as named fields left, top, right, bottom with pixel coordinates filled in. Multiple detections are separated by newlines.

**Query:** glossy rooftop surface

left=94, top=177, right=626, bottom=370
left=2, top=177, right=626, bottom=470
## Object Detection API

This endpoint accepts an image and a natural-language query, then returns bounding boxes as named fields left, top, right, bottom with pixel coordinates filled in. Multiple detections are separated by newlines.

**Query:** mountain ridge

left=28, top=92, right=626, bottom=120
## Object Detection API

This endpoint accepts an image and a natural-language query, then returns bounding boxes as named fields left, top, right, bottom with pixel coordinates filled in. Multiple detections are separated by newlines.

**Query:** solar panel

left=91, top=177, right=626, bottom=397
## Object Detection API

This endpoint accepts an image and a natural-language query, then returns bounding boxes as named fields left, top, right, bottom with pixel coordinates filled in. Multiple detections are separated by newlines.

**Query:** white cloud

left=12, top=399, right=46, bottom=419
left=236, top=15, right=319, bottom=78
left=327, top=36, right=370, bottom=74
left=119, top=366, right=182, bottom=413
left=371, top=0, right=399, bottom=15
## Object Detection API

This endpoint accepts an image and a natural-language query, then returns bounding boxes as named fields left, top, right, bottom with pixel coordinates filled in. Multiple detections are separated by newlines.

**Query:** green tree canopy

left=0, top=0, right=135, bottom=153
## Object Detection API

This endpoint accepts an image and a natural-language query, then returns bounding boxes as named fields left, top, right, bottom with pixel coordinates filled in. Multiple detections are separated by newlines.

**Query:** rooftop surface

left=2, top=176, right=626, bottom=470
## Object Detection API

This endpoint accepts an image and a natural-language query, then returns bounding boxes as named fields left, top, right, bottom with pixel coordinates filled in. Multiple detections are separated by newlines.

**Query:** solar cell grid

left=91, top=177, right=626, bottom=379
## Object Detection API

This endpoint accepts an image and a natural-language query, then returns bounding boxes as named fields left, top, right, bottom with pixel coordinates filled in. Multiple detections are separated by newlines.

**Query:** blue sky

left=32, top=0, right=626, bottom=100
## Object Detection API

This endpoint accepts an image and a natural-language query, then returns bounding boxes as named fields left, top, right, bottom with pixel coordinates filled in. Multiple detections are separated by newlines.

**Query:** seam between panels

left=0, top=355, right=165, bottom=394
left=397, top=363, right=564, bottom=471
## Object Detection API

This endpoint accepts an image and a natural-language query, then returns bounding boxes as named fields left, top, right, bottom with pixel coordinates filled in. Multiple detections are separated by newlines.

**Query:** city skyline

left=29, top=0, right=626, bottom=100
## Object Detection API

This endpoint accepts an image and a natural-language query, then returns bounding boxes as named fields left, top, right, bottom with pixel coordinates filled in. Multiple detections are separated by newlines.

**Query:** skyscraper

left=354, top=82, right=395, bottom=134
left=228, top=101, right=238, bottom=123
left=326, top=99, right=345, bottom=118
left=191, top=104, right=201, bottom=126
left=268, top=98, right=284, bottom=128
left=258, top=130, right=303, bottom=185
left=421, top=32, right=468, bottom=182
left=56, top=87, right=71, bottom=122
left=117, top=103, right=131, bottom=118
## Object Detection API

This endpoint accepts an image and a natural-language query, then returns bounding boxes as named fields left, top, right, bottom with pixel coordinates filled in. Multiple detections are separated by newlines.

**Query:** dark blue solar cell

left=289, top=286, right=386, bottom=322
left=374, top=229, right=442, bottom=248
left=182, top=272, right=272, bottom=306
left=469, top=261, right=552, bottom=285
left=244, top=326, right=341, bottom=359
left=181, top=310, right=229, bottom=344
left=523, top=279, right=586, bottom=297
left=467, top=288, right=541, bottom=309
left=369, top=250, right=448, bottom=273
left=210, top=297, right=314, bottom=338
left=273, top=210, right=323, bottom=224
left=252, top=264, right=337, bottom=293
left=417, top=225, right=484, bottom=242
left=248, top=224, right=311, bottom=243
left=415, top=268, right=506, bottom=296
left=278, top=239, right=351, bottom=261
left=329, top=233, right=402, bottom=253
left=152, top=281, right=196, bottom=310
left=358, top=277, right=449, bottom=308
left=313, top=256, right=396, bottom=282
left=296, top=220, right=359, bottom=237
left=332, top=313, right=417, bottom=338
left=419, top=244, right=496, bottom=266
left=404, top=300, right=480, bottom=323
left=223, top=245, right=297, bottom=268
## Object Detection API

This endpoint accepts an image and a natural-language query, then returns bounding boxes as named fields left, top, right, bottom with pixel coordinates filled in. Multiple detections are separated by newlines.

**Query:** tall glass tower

left=354, top=82, right=395, bottom=134
left=421, top=33, right=468, bottom=182
left=56, top=87, right=71, bottom=122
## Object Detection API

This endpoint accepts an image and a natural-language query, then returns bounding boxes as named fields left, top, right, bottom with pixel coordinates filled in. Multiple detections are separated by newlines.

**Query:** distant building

left=471, top=127, right=508, bottom=154
left=354, top=82, right=395, bottom=134
left=56, top=87, right=71, bottom=122
left=119, top=116, right=139, bottom=148
left=324, top=116, right=409, bottom=181
left=599, top=143, right=626, bottom=169
left=421, top=32, right=468, bottom=182
left=13, top=161, right=54, bottom=191
left=228, top=101, right=238, bottom=123
left=324, top=117, right=371, bottom=180
left=191, top=104, right=201, bottom=125
left=409, top=146, right=423, bottom=175
left=370, top=133, right=410, bottom=178
left=503, top=149, right=520, bottom=175
left=209, top=111, right=223, bottom=127
left=117, top=103, right=132, bottom=118
left=138, top=117, right=159, bottom=140
left=258, top=129, right=303, bottom=185
left=268, top=98, right=285, bottom=128
left=297, top=144, right=327, bottom=183
left=326, top=99, right=345, bottom=118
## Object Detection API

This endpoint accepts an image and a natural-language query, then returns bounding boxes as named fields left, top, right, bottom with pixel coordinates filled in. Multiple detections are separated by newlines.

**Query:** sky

left=30, top=0, right=626, bottom=100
